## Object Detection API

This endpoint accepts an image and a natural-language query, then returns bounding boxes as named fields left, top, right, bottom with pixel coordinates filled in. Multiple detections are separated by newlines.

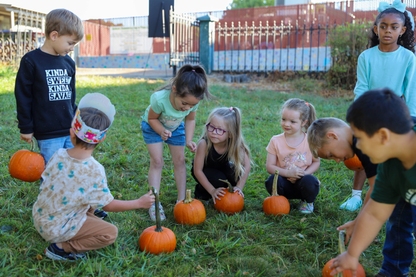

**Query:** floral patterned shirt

left=32, top=148, right=114, bottom=242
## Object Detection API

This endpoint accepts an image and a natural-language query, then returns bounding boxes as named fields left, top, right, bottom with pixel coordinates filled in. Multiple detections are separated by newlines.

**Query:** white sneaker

left=149, top=203, right=166, bottom=221
left=299, top=201, right=314, bottom=214
left=339, top=196, right=362, bottom=212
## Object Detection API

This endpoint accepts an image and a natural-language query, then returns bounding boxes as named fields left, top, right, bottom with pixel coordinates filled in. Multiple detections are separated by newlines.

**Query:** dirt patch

left=76, top=68, right=352, bottom=98
left=208, top=72, right=352, bottom=98
left=208, top=72, right=292, bottom=92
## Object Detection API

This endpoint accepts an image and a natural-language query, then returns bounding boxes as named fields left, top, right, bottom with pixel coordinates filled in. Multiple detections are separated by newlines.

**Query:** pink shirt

left=266, top=133, right=313, bottom=171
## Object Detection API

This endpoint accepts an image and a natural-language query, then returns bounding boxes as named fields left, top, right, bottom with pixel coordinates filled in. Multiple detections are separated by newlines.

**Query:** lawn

left=0, top=66, right=413, bottom=276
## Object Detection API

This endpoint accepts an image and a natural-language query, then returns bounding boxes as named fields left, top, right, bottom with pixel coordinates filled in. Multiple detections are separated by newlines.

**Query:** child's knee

left=172, top=154, right=186, bottom=166
left=150, top=158, right=164, bottom=169
left=103, top=224, right=118, bottom=246
left=303, top=174, right=319, bottom=185
left=301, top=175, right=320, bottom=194
left=264, top=175, right=274, bottom=194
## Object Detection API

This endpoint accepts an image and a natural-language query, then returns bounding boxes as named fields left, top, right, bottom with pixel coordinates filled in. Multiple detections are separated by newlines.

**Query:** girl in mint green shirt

left=141, top=64, right=211, bottom=221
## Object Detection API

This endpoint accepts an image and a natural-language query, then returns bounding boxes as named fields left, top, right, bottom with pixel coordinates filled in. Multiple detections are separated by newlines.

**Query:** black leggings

left=265, top=174, right=320, bottom=203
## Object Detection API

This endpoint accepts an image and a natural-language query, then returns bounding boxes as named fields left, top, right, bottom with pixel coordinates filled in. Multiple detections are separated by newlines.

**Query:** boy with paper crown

left=32, top=93, right=155, bottom=261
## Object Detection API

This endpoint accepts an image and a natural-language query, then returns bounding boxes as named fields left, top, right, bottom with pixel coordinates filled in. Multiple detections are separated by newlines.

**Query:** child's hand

left=210, top=187, right=226, bottom=204
left=288, top=167, right=304, bottom=179
left=337, top=220, right=356, bottom=244
left=160, top=129, right=172, bottom=141
left=329, top=252, right=360, bottom=276
left=186, top=141, right=197, bottom=152
left=233, top=186, right=244, bottom=197
left=138, top=190, right=155, bottom=208
left=20, top=133, right=33, bottom=143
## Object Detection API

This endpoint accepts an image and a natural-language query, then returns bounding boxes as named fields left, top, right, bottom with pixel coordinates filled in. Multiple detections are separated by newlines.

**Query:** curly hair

left=369, top=8, right=415, bottom=52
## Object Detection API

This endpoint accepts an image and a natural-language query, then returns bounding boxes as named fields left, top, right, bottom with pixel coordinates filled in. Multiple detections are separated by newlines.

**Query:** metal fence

left=0, top=31, right=42, bottom=64
left=169, top=8, right=200, bottom=71
left=215, top=21, right=331, bottom=72
left=3, top=0, right=416, bottom=72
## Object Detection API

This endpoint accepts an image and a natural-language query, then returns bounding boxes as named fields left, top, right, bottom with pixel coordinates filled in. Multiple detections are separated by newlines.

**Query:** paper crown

left=72, top=93, right=116, bottom=144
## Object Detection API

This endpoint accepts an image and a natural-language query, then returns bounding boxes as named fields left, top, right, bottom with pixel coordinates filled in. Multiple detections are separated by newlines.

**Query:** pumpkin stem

left=338, top=230, right=346, bottom=253
left=30, top=139, right=35, bottom=152
left=272, top=170, right=279, bottom=196
left=336, top=230, right=346, bottom=277
left=184, top=189, right=193, bottom=204
left=151, top=187, right=163, bottom=232
left=219, top=179, right=233, bottom=192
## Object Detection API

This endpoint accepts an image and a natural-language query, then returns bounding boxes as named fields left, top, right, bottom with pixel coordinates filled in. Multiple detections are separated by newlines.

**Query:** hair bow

left=378, top=0, right=406, bottom=13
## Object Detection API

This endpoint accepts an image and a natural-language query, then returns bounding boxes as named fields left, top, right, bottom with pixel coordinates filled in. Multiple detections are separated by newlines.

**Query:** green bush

left=0, top=64, right=17, bottom=78
left=326, top=22, right=372, bottom=90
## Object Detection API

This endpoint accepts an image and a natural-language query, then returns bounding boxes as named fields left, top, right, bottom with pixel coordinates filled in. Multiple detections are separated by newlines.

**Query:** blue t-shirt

left=354, top=46, right=416, bottom=117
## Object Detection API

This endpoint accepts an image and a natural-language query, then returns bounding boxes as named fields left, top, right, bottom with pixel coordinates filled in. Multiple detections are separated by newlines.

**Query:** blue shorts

left=141, top=121, right=185, bottom=146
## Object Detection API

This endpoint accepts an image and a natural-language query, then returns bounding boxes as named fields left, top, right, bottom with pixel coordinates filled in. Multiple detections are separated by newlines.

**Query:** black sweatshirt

left=14, top=48, right=77, bottom=140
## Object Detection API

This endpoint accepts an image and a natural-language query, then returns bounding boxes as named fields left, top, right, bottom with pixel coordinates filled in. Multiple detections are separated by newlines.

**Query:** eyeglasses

left=206, top=123, right=227, bottom=135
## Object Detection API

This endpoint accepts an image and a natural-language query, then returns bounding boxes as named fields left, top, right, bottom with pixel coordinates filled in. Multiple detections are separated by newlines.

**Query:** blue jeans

left=37, top=136, right=73, bottom=164
left=379, top=198, right=415, bottom=277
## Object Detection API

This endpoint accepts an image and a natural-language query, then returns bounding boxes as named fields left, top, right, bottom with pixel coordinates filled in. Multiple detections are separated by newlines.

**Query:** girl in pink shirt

left=265, top=98, right=320, bottom=214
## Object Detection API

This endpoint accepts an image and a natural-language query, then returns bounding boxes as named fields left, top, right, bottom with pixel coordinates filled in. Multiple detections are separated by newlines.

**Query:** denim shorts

left=37, top=136, right=73, bottom=164
left=141, top=121, right=185, bottom=146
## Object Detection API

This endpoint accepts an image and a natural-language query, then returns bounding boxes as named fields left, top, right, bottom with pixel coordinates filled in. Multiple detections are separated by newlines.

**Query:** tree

left=229, top=0, right=274, bottom=9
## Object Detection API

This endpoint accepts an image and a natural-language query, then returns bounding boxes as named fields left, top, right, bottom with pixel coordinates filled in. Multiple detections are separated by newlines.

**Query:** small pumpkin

left=263, top=170, right=290, bottom=216
left=213, top=179, right=244, bottom=215
left=174, top=189, right=206, bottom=225
left=9, top=140, right=45, bottom=182
left=322, top=258, right=366, bottom=277
left=322, top=231, right=366, bottom=277
left=343, top=154, right=363, bottom=171
left=138, top=187, right=176, bottom=255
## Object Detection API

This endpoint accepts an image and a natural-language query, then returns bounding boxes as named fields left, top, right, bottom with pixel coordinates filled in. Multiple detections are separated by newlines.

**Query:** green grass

left=0, top=67, right=414, bottom=276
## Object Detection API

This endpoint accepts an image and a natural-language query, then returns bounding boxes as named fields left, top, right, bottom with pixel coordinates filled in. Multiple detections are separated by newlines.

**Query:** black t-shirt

left=352, top=137, right=377, bottom=178
left=15, top=48, right=77, bottom=140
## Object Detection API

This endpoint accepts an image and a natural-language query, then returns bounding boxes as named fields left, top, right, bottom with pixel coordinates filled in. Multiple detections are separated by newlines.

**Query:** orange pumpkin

left=322, top=259, right=366, bottom=277
left=343, top=154, right=363, bottom=171
left=263, top=170, right=290, bottom=216
left=138, top=187, right=176, bottom=255
left=322, top=231, right=366, bottom=277
left=9, top=141, right=45, bottom=182
left=174, top=189, right=206, bottom=225
left=213, top=179, right=244, bottom=215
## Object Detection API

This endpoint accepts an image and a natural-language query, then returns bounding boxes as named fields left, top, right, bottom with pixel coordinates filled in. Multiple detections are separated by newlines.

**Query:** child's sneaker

left=299, top=201, right=314, bottom=214
left=149, top=203, right=166, bottom=221
left=93, top=209, right=108, bottom=219
left=339, top=196, right=362, bottom=212
left=44, top=243, right=87, bottom=261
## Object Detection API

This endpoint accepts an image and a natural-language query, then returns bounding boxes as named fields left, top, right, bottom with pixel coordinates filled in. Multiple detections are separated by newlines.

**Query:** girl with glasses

left=191, top=107, right=251, bottom=203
